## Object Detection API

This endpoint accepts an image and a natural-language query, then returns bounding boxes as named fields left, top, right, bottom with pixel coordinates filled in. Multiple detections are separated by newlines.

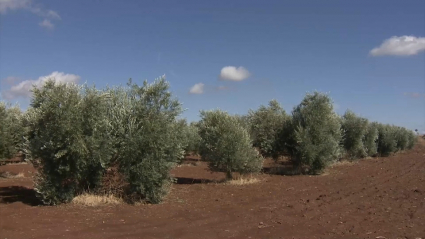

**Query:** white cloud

left=46, top=10, right=60, bottom=19
left=2, top=71, right=81, bottom=99
left=0, top=0, right=30, bottom=13
left=1, top=76, right=21, bottom=85
left=0, top=0, right=61, bottom=29
left=370, top=36, right=425, bottom=56
left=189, top=83, right=204, bottom=94
left=39, top=19, right=53, bottom=29
left=219, top=66, right=251, bottom=81
left=333, top=103, right=340, bottom=111
left=404, top=92, right=424, bottom=99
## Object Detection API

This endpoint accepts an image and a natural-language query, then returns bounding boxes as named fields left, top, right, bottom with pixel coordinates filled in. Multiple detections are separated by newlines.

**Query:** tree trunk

left=226, top=171, right=233, bottom=180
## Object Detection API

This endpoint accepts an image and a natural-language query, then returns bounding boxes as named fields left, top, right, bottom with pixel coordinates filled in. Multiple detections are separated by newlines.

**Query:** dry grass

left=3, top=161, right=28, bottom=165
left=330, top=160, right=356, bottom=167
left=176, top=162, right=199, bottom=167
left=71, top=193, right=123, bottom=207
left=322, top=159, right=358, bottom=176
left=0, top=171, right=25, bottom=179
left=13, top=161, right=28, bottom=165
left=226, top=176, right=260, bottom=186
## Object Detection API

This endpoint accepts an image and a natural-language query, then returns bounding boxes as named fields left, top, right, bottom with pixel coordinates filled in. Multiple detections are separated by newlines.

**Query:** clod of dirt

left=316, top=194, right=327, bottom=200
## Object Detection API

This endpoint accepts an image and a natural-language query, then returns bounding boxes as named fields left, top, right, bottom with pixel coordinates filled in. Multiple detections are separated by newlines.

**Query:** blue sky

left=1, top=0, right=424, bottom=132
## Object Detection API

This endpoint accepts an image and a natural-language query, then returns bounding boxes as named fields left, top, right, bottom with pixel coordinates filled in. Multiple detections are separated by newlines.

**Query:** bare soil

left=1, top=141, right=424, bottom=239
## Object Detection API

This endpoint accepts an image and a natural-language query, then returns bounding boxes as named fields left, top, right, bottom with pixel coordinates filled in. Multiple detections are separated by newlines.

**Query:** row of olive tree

left=3, top=78, right=418, bottom=204
left=0, top=102, right=24, bottom=161
left=196, top=92, right=418, bottom=176
left=194, top=92, right=343, bottom=175
left=341, top=112, right=416, bottom=159
left=22, top=77, right=185, bottom=205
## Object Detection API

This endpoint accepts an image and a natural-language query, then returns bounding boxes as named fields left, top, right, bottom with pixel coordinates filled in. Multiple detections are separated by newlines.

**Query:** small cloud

left=213, top=85, right=238, bottom=93
left=370, top=36, right=425, bottom=56
left=217, top=86, right=229, bottom=91
left=169, top=70, right=178, bottom=78
left=46, top=10, right=60, bottom=19
left=0, top=0, right=61, bottom=29
left=2, top=71, right=81, bottom=100
left=0, top=0, right=30, bottom=14
left=219, top=66, right=251, bottom=81
left=30, top=7, right=60, bottom=19
left=333, top=103, right=340, bottom=111
left=189, top=83, right=204, bottom=94
left=404, top=92, right=424, bottom=99
left=1, top=76, right=21, bottom=85
left=39, top=19, right=54, bottom=29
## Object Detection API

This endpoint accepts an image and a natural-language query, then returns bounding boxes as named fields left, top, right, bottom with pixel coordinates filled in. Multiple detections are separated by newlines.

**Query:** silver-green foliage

left=198, top=110, right=263, bottom=179
left=363, top=122, right=379, bottom=157
left=0, top=103, right=24, bottom=160
left=290, top=92, right=343, bottom=174
left=376, top=124, right=397, bottom=156
left=23, top=76, right=184, bottom=205
left=23, top=81, right=114, bottom=205
left=234, top=114, right=250, bottom=132
left=374, top=123, right=416, bottom=156
left=108, top=77, right=185, bottom=203
left=406, top=130, right=417, bottom=150
left=394, top=126, right=416, bottom=151
left=0, top=103, right=5, bottom=159
left=341, top=110, right=369, bottom=159
left=247, top=100, right=288, bottom=158
left=179, top=120, right=201, bottom=155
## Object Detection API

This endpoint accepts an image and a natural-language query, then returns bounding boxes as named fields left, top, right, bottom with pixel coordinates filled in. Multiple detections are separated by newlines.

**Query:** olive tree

left=108, top=77, right=185, bottom=203
left=23, top=81, right=114, bottom=205
left=23, top=76, right=184, bottom=205
left=376, top=123, right=397, bottom=156
left=0, top=103, right=24, bottom=160
left=363, top=122, right=379, bottom=157
left=247, top=100, right=289, bottom=159
left=289, top=92, right=343, bottom=174
left=198, top=110, right=263, bottom=179
left=341, top=110, right=368, bottom=159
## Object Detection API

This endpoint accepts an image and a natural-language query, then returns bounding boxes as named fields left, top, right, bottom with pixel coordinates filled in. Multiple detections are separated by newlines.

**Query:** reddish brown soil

left=1, top=141, right=425, bottom=239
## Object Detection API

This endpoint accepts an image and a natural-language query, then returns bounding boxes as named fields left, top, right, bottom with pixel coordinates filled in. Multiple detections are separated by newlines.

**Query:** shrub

left=363, top=122, right=379, bottom=157
left=23, top=76, right=183, bottom=205
left=394, top=127, right=417, bottom=151
left=109, top=77, right=185, bottom=203
left=341, top=110, right=368, bottom=159
left=376, top=124, right=397, bottom=156
left=23, top=81, right=114, bottom=205
left=178, top=120, right=201, bottom=156
left=394, top=127, right=410, bottom=151
left=0, top=102, right=24, bottom=160
left=247, top=100, right=288, bottom=158
left=406, top=130, right=417, bottom=149
left=234, top=114, right=250, bottom=131
left=289, top=92, right=343, bottom=174
left=198, top=110, right=263, bottom=179
left=0, top=103, right=5, bottom=159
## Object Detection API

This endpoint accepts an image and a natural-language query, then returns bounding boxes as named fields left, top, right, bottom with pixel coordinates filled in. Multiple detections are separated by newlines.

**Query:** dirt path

left=1, top=140, right=424, bottom=239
